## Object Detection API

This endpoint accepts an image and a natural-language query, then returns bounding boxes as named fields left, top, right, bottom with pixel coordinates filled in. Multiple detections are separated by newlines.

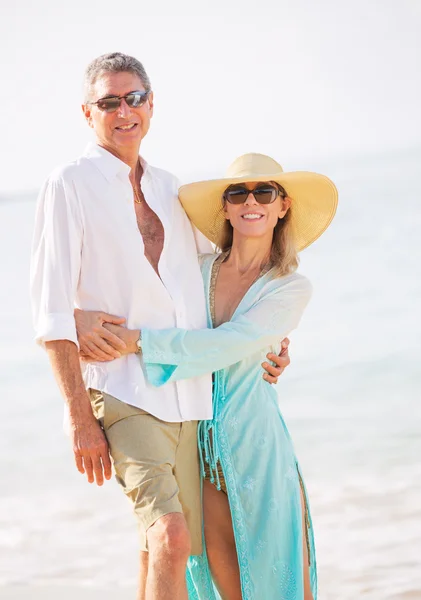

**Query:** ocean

left=0, top=149, right=420, bottom=599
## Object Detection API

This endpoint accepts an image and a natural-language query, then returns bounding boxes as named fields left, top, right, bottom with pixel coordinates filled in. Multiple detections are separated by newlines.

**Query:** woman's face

left=223, top=181, right=291, bottom=240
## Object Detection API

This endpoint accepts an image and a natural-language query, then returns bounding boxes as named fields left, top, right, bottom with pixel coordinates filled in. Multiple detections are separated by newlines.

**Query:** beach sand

left=1, top=154, right=421, bottom=600
left=3, top=583, right=421, bottom=600
left=1, top=586, right=137, bottom=599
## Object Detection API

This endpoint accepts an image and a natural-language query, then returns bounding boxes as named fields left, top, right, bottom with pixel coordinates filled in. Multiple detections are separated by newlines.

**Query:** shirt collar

left=83, top=142, right=149, bottom=182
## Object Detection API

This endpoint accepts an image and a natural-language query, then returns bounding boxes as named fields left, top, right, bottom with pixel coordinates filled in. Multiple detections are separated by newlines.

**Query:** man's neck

left=97, top=141, right=140, bottom=173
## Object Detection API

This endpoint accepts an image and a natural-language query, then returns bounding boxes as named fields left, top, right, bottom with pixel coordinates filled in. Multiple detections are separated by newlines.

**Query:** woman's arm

left=141, top=276, right=312, bottom=386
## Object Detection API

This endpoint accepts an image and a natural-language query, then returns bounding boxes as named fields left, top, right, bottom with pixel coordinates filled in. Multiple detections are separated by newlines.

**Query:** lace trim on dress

left=197, top=252, right=309, bottom=600
left=202, top=251, right=273, bottom=494
left=298, top=468, right=312, bottom=566
left=209, top=251, right=273, bottom=329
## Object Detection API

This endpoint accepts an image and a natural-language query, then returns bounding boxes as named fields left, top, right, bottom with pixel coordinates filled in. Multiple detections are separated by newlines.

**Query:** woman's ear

left=279, top=196, right=292, bottom=219
left=223, top=201, right=230, bottom=220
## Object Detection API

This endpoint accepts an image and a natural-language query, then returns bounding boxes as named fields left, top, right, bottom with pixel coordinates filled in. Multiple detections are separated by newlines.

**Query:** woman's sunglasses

left=223, top=183, right=285, bottom=205
left=89, top=90, right=150, bottom=113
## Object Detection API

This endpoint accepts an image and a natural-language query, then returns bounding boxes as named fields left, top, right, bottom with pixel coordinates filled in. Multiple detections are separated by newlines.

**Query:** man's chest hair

left=134, top=201, right=165, bottom=247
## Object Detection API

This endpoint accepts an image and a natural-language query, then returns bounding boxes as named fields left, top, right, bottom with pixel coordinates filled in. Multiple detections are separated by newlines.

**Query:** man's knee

left=147, top=513, right=191, bottom=561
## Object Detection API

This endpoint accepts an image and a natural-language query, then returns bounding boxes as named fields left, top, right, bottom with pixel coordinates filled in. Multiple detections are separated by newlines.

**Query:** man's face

left=82, top=71, right=154, bottom=156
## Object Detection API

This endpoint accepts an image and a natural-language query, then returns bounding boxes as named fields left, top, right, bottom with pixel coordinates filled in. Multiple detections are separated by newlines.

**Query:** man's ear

left=147, top=92, right=154, bottom=118
left=82, top=104, right=94, bottom=128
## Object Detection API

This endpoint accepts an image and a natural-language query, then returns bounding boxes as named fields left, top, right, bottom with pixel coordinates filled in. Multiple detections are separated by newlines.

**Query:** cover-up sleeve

left=142, top=275, right=312, bottom=386
left=30, top=174, right=83, bottom=347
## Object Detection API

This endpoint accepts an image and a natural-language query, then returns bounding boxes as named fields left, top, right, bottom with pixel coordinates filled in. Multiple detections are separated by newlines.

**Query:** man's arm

left=30, top=174, right=111, bottom=485
left=175, top=175, right=214, bottom=256
left=45, top=340, right=112, bottom=486
left=192, top=224, right=214, bottom=254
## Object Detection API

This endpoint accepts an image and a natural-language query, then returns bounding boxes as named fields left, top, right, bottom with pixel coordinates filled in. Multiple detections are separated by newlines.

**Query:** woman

left=78, top=153, right=337, bottom=599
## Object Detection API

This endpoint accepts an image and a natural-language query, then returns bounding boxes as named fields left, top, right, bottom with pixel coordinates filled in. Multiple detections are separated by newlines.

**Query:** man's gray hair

left=83, top=52, right=151, bottom=102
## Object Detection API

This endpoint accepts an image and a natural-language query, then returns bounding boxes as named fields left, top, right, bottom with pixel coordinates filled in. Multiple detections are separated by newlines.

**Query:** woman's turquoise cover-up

left=141, top=253, right=317, bottom=600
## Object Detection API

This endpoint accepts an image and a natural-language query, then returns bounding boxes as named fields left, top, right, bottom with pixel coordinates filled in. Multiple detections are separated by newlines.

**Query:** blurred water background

left=0, top=147, right=420, bottom=599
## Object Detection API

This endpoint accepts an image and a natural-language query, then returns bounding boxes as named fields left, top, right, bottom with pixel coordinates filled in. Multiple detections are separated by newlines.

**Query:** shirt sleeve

left=30, top=174, right=83, bottom=347
left=141, top=275, right=312, bottom=386
left=192, top=225, right=214, bottom=254
left=174, top=175, right=214, bottom=254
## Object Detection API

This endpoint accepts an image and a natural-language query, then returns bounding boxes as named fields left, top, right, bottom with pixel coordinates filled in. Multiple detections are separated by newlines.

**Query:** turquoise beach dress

left=141, top=253, right=318, bottom=600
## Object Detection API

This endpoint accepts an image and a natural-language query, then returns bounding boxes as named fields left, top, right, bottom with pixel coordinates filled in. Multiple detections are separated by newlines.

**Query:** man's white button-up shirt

left=30, top=143, right=213, bottom=422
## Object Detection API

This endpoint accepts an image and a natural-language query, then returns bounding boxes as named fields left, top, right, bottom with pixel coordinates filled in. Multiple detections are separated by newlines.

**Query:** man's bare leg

left=145, top=513, right=191, bottom=600
left=137, top=551, right=148, bottom=600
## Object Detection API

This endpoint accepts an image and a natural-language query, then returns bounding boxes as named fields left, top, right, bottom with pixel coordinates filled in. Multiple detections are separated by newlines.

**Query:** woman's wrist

left=128, top=329, right=141, bottom=354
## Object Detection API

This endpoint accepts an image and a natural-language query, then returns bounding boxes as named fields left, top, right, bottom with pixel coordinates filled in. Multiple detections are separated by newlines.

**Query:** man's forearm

left=45, top=339, right=112, bottom=486
left=45, top=339, right=93, bottom=422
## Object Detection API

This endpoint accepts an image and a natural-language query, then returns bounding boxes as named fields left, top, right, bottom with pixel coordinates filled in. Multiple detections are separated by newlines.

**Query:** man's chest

left=77, top=184, right=207, bottom=326
left=80, top=176, right=168, bottom=248
left=79, top=175, right=196, bottom=279
left=133, top=198, right=165, bottom=273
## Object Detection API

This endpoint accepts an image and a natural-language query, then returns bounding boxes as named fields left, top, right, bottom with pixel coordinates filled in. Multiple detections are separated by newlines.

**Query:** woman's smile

left=241, top=212, right=265, bottom=220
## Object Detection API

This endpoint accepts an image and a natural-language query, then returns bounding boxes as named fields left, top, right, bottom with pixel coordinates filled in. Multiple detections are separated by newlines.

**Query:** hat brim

left=179, top=171, right=338, bottom=251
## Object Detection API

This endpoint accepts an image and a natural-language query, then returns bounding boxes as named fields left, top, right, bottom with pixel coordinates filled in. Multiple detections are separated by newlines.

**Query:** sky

left=1, top=0, right=420, bottom=193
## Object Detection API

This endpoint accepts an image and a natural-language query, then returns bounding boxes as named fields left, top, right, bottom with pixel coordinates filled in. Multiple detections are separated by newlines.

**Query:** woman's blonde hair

left=218, top=182, right=299, bottom=277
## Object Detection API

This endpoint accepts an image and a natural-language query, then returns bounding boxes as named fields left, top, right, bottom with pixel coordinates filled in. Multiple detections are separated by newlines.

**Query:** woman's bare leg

left=300, top=487, right=314, bottom=600
left=203, top=480, right=242, bottom=600
left=203, top=477, right=313, bottom=600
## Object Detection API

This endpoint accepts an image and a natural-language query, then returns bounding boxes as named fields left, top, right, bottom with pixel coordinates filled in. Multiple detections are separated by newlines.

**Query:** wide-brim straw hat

left=179, top=153, right=338, bottom=251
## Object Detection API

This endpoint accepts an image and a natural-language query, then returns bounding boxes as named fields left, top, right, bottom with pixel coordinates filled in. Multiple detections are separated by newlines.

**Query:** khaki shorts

left=89, top=389, right=202, bottom=555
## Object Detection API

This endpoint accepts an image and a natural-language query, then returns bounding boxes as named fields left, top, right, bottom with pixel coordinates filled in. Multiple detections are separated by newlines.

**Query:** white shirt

left=30, top=143, right=213, bottom=422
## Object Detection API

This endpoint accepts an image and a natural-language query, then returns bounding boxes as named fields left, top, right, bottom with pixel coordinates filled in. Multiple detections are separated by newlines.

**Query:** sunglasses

left=89, top=90, right=150, bottom=113
left=223, top=183, right=285, bottom=205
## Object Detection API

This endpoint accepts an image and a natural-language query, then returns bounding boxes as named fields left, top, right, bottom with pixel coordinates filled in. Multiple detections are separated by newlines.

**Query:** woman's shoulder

left=284, top=271, right=312, bottom=291
left=198, top=251, right=219, bottom=271
left=264, top=270, right=313, bottom=299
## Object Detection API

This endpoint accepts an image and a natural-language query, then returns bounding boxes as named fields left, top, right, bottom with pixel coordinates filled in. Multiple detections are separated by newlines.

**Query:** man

left=30, top=52, right=288, bottom=600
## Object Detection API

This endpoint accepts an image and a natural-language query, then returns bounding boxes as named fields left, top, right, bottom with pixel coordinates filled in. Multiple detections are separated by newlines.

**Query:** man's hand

left=45, top=339, right=113, bottom=486
left=262, top=338, right=291, bottom=384
left=70, top=412, right=112, bottom=486
left=75, top=309, right=127, bottom=361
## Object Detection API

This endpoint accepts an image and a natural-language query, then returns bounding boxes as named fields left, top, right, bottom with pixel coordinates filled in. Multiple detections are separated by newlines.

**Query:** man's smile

left=115, top=122, right=139, bottom=132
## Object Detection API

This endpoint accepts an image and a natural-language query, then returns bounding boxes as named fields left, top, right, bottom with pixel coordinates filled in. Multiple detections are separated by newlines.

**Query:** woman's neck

left=225, top=232, right=272, bottom=275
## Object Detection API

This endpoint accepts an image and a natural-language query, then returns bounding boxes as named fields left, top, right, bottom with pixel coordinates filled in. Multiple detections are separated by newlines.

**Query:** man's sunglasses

left=223, top=183, right=285, bottom=205
left=89, top=90, right=150, bottom=113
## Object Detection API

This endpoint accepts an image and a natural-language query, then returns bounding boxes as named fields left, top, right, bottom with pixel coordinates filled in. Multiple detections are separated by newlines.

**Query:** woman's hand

left=75, top=309, right=127, bottom=361
left=261, top=338, right=291, bottom=384
left=103, top=323, right=140, bottom=356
